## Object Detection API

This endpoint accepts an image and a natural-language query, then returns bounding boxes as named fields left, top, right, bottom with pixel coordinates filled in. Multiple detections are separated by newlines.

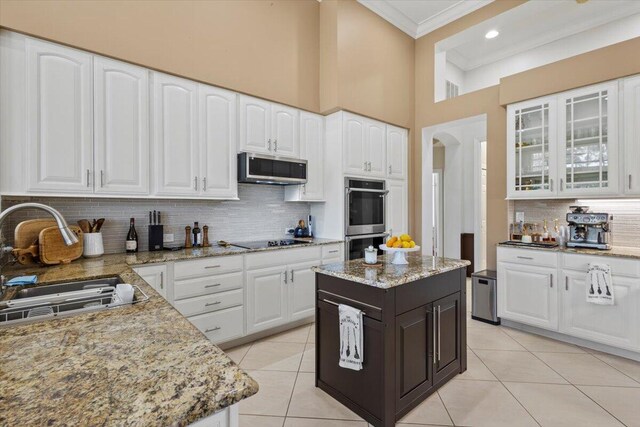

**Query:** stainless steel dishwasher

left=471, top=270, right=500, bottom=325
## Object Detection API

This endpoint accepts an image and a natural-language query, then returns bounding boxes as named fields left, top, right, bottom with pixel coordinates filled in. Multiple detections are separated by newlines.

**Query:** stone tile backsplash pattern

left=1, top=184, right=310, bottom=253
left=509, top=199, right=640, bottom=248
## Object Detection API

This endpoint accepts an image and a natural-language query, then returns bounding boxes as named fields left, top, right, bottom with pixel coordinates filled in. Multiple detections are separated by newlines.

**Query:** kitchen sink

left=0, top=277, right=148, bottom=326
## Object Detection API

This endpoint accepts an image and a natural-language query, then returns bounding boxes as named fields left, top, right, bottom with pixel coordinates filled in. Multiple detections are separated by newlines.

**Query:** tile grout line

left=571, top=384, right=629, bottom=427
left=589, top=353, right=640, bottom=387
left=434, top=390, right=455, bottom=427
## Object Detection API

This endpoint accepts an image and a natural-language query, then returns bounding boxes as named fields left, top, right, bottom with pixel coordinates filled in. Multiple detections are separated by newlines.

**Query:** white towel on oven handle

left=586, top=263, right=614, bottom=305
left=338, top=303, right=363, bottom=371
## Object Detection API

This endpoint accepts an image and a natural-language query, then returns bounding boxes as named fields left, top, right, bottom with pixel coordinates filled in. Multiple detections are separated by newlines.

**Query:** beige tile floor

left=229, top=281, right=640, bottom=426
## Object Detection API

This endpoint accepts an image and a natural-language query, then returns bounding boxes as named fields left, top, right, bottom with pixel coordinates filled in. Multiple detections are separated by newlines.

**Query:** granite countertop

left=312, top=254, right=470, bottom=289
left=497, top=242, right=640, bottom=260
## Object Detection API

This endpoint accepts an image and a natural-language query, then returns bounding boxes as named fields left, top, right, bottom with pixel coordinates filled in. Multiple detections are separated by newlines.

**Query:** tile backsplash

left=509, top=199, right=640, bottom=248
left=1, top=184, right=310, bottom=254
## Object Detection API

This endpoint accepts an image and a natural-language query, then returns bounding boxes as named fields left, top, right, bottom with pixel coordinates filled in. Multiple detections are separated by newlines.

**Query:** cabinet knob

left=363, top=162, right=367, bottom=171
left=274, top=139, right=278, bottom=152
left=194, top=176, right=198, bottom=191
left=203, top=177, right=207, bottom=192
left=268, top=139, right=272, bottom=151
left=629, top=174, right=633, bottom=190
left=389, top=165, right=392, bottom=174
left=86, top=169, right=91, bottom=187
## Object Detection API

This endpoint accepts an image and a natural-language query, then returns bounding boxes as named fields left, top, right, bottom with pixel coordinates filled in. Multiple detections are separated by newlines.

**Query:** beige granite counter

left=312, top=254, right=470, bottom=289
left=0, top=257, right=259, bottom=426
left=497, top=243, right=640, bottom=260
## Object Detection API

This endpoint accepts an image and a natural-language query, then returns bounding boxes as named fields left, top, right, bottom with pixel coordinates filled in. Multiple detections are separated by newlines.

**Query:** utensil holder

left=83, top=232, right=104, bottom=258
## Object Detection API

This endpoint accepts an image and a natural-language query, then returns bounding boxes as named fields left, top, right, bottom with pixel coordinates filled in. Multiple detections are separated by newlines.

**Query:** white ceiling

left=358, top=0, right=493, bottom=38
left=439, top=0, right=640, bottom=71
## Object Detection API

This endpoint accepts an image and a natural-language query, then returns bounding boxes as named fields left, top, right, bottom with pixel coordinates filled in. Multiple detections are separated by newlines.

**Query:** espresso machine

left=566, top=206, right=612, bottom=250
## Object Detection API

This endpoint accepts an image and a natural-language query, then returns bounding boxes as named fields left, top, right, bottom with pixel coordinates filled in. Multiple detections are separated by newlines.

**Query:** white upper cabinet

left=152, top=73, right=199, bottom=196
left=343, top=112, right=367, bottom=175
left=25, top=38, right=93, bottom=193
left=271, top=104, right=299, bottom=157
left=387, top=179, right=408, bottom=236
left=386, top=125, right=407, bottom=179
left=507, top=96, right=558, bottom=199
left=94, top=57, right=149, bottom=195
left=557, top=82, right=619, bottom=197
left=198, top=84, right=238, bottom=199
left=365, top=119, right=386, bottom=178
left=623, top=75, right=640, bottom=195
left=239, top=95, right=271, bottom=154
left=285, top=111, right=324, bottom=202
left=239, top=95, right=300, bottom=158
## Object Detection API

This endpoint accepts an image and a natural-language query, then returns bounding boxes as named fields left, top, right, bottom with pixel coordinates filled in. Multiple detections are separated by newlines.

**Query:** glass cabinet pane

left=514, top=103, right=550, bottom=193
left=564, top=90, right=609, bottom=190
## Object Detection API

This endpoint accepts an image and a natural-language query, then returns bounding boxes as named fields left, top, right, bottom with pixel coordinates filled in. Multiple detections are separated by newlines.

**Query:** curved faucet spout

left=0, top=203, right=79, bottom=245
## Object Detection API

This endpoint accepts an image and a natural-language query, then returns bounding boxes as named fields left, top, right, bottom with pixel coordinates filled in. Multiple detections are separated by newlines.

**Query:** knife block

left=148, top=225, right=164, bottom=251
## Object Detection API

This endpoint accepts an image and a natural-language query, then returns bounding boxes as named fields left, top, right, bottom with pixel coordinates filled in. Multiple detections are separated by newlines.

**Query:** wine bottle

left=192, top=221, right=201, bottom=247
left=126, top=218, right=138, bottom=253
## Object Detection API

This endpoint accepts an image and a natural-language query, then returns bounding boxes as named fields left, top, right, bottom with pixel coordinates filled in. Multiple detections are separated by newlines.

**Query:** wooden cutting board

left=12, top=218, right=57, bottom=264
left=38, top=225, right=83, bottom=265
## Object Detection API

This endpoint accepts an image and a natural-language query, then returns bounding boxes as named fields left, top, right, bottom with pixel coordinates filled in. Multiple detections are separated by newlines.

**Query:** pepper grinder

left=185, top=225, right=192, bottom=248
left=202, top=225, right=210, bottom=247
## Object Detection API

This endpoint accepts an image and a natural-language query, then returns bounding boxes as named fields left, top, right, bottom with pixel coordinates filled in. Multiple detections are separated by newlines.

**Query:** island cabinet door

left=433, top=292, right=462, bottom=384
left=396, top=304, right=434, bottom=410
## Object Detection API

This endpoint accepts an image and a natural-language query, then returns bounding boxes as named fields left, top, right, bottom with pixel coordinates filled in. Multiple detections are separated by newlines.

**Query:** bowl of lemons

left=379, top=234, right=420, bottom=265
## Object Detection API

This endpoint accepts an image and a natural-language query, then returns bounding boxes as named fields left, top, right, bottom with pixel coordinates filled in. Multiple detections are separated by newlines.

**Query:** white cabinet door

left=623, top=75, right=640, bottom=195
left=386, top=179, right=407, bottom=237
left=386, top=125, right=407, bottom=179
left=133, top=264, right=168, bottom=300
left=152, top=73, right=199, bottom=196
left=25, top=38, right=93, bottom=193
left=286, top=111, right=324, bottom=201
left=560, top=270, right=639, bottom=350
left=343, top=113, right=367, bottom=175
left=239, top=95, right=271, bottom=154
left=288, top=260, right=316, bottom=321
left=497, top=262, right=558, bottom=330
left=271, top=103, right=299, bottom=158
left=246, top=265, right=287, bottom=334
left=365, top=119, right=386, bottom=177
left=199, top=84, right=238, bottom=199
left=506, top=97, right=558, bottom=199
left=94, top=57, right=149, bottom=195
left=557, top=82, right=619, bottom=197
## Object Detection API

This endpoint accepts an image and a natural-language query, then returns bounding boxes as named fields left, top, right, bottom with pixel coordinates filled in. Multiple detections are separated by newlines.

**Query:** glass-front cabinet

left=557, top=82, right=619, bottom=196
left=507, top=97, right=558, bottom=198
left=507, top=81, right=620, bottom=199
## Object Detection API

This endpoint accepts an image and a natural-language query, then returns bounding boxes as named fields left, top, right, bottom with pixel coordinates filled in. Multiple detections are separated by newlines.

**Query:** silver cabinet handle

left=328, top=250, right=339, bottom=254
left=629, top=174, right=633, bottom=190
left=205, top=283, right=221, bottom=288
left=517, top=256, right=534, bottom=260
left=388, top=165, right=392, bottom=174
left=550, top=178, right=553, bottom=192
left=205, top=326, right=221, bottom=333
left=205, top=301, right=221, bottom=307
left=100, top=170, right=104, bottom=187
left=290, top=269, right=294, bottom=283
left=437, top=305, right=441, bottom=362
left=86, top=169, right=90, bottom=187
left=268, top=139, right=272, bottom=151
left=565, top=275, right=569, bottom=291
left=302, top=184, right=306, bottom=194
left=274, top=139, right=278, bottom=152
left=160, top=272, right=164, bottom=290
left=367, top=162, right=372, bottom=171
left=204, top=265, right=221, bottom=269
left=284, top=271, right=288, bottom=284
left=203, top=177, right=207, bottom=192
left=560, top=178, right=564, bottom=191
left=432, top=307, right=437, bottom=365
left=549, top=273, right=553, bottom=288
left=194, top=176, right=198, bottom=191
left=363, top=161, right=367, bottom=171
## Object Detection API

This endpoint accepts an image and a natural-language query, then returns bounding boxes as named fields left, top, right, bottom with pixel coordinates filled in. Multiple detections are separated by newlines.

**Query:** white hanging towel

left=338, top=304, right=364, bottom=371
left=586, top=263, right=614, bottom=305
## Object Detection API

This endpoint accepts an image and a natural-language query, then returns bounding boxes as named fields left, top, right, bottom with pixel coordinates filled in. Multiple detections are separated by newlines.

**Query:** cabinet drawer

left=189, top=306, right=244, bottom=343
left=174, top=288, right=243, bottom=317
left=497, top=247, right=558, bottom=267
left=322, top=244, right=343, bottom=261
left=174, top=255, right=243, bottom=280
left=174, top=271, right=243, bottom=300
left=246, top=246, right=321, bottom=269
left=562, top=253, right=640, bottom=278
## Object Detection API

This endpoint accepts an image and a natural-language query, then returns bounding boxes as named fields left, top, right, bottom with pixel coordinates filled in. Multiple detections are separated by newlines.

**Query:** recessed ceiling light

left=485, top=30, right=499, bottom=39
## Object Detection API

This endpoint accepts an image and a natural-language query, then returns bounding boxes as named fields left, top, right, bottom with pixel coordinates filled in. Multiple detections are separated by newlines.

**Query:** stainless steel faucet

left=0, top=203, right=79, bottom=295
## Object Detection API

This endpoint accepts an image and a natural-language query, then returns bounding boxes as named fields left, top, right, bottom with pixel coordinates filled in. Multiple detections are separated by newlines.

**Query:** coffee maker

left=566, top=206, right=612, bottom=250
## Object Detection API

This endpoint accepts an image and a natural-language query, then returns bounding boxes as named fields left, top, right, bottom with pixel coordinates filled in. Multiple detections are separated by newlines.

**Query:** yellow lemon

left=392, top=241, right=402, bottom=248
left=400, top=234, right=412, bottom=242
left=387, top=236, right=397, bottom=246
left=401, top=241, right=410, bottom=249
left=409, top=241, right=416, bottom=248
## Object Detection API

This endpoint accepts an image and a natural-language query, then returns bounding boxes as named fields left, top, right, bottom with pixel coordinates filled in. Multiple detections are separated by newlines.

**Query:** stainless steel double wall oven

left=344, top=178, right=388, bottom=260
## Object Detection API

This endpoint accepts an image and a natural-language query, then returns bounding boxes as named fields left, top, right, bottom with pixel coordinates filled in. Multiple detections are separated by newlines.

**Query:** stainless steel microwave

left=237, top=152, right=307, bottom=185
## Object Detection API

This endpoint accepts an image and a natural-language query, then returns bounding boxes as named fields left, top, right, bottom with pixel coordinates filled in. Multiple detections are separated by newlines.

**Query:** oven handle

left=345, top=232, right=389, bottom=242
left=346, top=188, right=389, bottom=195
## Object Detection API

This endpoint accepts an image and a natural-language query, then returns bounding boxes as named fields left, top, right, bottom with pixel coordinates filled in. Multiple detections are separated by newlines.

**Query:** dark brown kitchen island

left=312, top=254, right=470, bottom=427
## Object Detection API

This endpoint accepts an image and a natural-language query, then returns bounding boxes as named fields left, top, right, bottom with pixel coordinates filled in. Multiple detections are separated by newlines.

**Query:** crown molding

left=358, top=0, right=493, bottom=39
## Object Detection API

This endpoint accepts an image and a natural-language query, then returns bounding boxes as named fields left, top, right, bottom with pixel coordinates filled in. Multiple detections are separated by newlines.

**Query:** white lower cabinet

left=190, top=306, right=244, bottom=343
left=133, top=264, right=168, bottom=300
left=497, top=261, right=558, bottom=331
left=190, top=404, right=238, bottom=427
left=246, top=265, right=288, bottom=334
left=289, top=260, right=317, bottom=321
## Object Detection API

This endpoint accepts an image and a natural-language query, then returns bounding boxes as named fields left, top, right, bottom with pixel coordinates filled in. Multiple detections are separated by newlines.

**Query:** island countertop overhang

left=312, top=254, right=471, bottom=289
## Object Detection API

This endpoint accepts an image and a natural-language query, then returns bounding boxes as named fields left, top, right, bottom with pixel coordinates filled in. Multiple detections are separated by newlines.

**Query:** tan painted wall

left=0, top=0, right=320, bottom=112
